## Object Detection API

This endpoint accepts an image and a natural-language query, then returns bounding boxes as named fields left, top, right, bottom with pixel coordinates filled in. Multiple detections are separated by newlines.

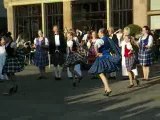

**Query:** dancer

left=49, top=25, right=67, bottom=80
left=138, top=26, right=153, bottom=81
left=64, top=32, right=84, bottom=87
left=67, top=30, right=82, bottom=79
left=0, top=36, right=8, bottom=80
left=33, top=30, right=49, bottom=80
left=89, top=28, right=119, bottom=96
left=121, top=27, right=138, bottom=79
left=2, top=35, right=25, bottom=95
left=124, top=35, right=140, bottom=88
left=87, top=31, right=98, bottom=65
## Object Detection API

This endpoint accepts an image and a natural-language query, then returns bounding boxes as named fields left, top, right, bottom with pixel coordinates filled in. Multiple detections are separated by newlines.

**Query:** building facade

left=0, top=0, right=7, bottom=31
left=3, top=0, right=160, bottom=40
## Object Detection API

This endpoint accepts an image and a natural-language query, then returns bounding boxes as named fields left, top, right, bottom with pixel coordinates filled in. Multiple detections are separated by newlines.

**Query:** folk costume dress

left=33, top=37, right=49, bottom=68
left=138, top=35, right=153, bottom=66
left=64, top=39, right=85, bottom=67
left=88, top=38, right=119, bottom=74
left=2, top=42, right=25, bottom=74
left=121, top=40, right=138, bottom=76
left=87, top=39, right=97, bottom=64
left=67, top=37, right=82, bottom=78
left=124, top=43, right=136, bottom=72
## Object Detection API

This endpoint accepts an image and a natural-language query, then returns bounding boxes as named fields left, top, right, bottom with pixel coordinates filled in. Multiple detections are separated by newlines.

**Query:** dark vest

left=6, top=42, right=16, bottom=57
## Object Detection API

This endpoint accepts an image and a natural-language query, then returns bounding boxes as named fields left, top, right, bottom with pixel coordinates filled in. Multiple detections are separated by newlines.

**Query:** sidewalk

left=0, top=65, right=159, bottom=120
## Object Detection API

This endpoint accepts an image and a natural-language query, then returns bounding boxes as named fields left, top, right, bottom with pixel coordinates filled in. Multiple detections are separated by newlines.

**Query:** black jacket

left=48, top=32, right=67, bottom=54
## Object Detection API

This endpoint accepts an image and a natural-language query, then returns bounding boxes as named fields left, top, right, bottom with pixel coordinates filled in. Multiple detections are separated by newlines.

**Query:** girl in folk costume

left=124, top=35, right=140, bottom=88
left=64, top=32, right=84, bottom=87
left=121, top=27, right=138, bottom=78
left=87, top=31, right=98, bottom=65
left=89, top=28, right=119, bottom=96
left=67, top=30, right=82, bottom=79
left=0, top=37, right=8, bottom=80
left=138, top=26, right=153, bottom=81
left=33, top=30, right=49, bottom=80
left=2, top=35, right=25, bottom=95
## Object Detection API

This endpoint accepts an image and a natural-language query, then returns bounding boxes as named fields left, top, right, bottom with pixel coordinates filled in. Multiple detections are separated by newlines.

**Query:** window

left=14, top=5, right=42, bottom=42
left=72, top=0, right=106, bottom=31
left=150, top=0, right=160, bottom=10
left=111, top=0, right=133, bottom=29
left=150, top=15, right=160, bottom=29
left=46, top=3, right=63, bottom=36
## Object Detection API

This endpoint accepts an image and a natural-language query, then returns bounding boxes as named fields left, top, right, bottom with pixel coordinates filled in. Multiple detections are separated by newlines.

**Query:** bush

left=127, top=24, right=142, bottom=37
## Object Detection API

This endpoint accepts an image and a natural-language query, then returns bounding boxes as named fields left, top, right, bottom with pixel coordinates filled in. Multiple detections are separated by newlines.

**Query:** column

left=106, top=0, right=111, bottom=28
left=63, top=0, right=72, bottom=30
left=133, top=0, right=148, bottom=27
left=7, top=6, right=15, bottom=39
left=41, top=3, right=46, bottom=36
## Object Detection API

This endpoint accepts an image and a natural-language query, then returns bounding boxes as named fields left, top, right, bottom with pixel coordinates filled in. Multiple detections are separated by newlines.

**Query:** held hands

left=145, top=45, right=149, bottom=48
left=96, top=53, right=102, bottom=57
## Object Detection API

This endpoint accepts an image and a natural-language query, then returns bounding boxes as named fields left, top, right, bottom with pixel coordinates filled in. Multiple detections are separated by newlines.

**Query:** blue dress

left=34, top=38, right=49, bottom=67
left=88, top=36, right=120, bottom=74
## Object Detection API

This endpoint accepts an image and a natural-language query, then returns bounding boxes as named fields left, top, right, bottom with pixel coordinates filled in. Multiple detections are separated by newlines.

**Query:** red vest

left=124, top=45, right=133, bottom=57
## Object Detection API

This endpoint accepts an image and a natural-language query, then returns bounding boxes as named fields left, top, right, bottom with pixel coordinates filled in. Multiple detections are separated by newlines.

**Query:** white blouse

left=34, top=37, right=49, bottom=46
left=125, top=42, right=133, bottom=50
left=94, top=39, right=104, bottom=48
left=138, top=35, right=153, bottom=48
left=0, top=46, right=6, bottom=55
left=67, top=40, right=73, bottom=48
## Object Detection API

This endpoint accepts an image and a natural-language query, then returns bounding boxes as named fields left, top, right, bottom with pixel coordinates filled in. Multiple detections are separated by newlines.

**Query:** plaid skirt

left=2, top=57, right=24, bottom=74
left=2, top=49, right=25, bottom=74
left=138, top=50, right=152, bottom=66
left=34, top=51, right=49, bottom=67
left=64, top=52, right=86, bottom=67
left=125, top=55, right=136, bottom=72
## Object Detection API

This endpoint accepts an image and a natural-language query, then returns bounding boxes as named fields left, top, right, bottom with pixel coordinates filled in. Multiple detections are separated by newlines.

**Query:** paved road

left=0, top=65, right=160, bottom=120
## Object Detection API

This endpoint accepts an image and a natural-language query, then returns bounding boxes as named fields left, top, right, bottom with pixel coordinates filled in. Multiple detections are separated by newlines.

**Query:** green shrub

left=127, top=24, right=142, bottom=37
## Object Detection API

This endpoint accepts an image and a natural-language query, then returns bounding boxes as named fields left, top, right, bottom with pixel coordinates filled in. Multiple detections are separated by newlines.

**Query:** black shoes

left=128, top=84, right=134, bottom=88
left=37, top=76, right=47, bottom=80
left=72, top=82, right=76, bottom=87
left=136, top=79, right=140, bottom=86
left=3, top=84, right=18, bottom=96
left=104, top=91, right=112, bottom=96
left=55, top=77, right=62, bottom=80
left=78, top=76, right=83, bottom=83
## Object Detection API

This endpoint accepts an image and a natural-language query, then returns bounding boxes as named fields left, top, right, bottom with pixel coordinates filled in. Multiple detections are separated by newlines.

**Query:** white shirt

left=0, top=46, right=6, bottom=55
left=138, top=35, right=153, bottom=48
left=116, top=33, right=123, bottom=47
left=94, top=39, right=104, bottom=48
left=34, top=37, right=49, bottom=46
left=67, top=40, right=73, bottom=55
left=6, top=42, right=17, bottom=49
left=55, top=35, right=60, bottom=46
left=82, top=34, right=88, bottom=42
left=125, top=42, right=133, bottom=53
left=67, top=40, right=73, bottom=48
